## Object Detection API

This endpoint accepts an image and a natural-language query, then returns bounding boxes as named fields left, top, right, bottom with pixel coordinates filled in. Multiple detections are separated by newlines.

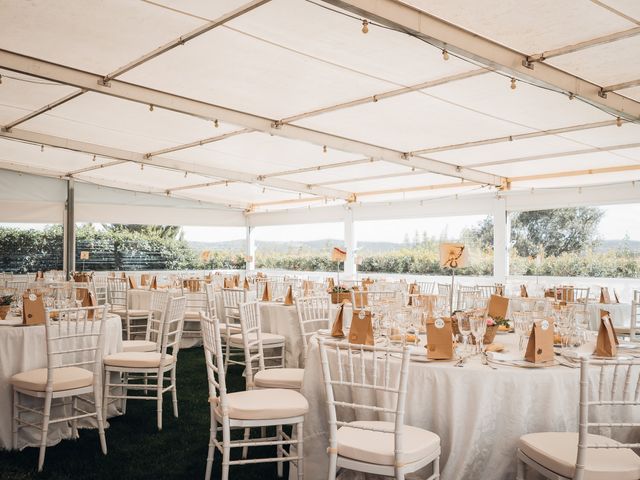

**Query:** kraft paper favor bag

left=140, top=274, right=150, bottom=287
left=22, top=291, right=46, bottom=325
left=35, top=271, right=44, bottom=280
left=204, top=273, right=212, bottom=284
left=128, top=276, right=137, bottom=290
left=495, top=284, right=505, bottom=296
left=283, top=286, right=294, bottom=306
left=261, top=282, right=272, bottom=302
left=520, top=285, right=528, bottom=298
left=76, top=287, right=96, bottom=318
left=73, top=272, right=92, bottom=283
left=613, top=289, right=620, bottom=304
left=327, top=278, right=335, bottom=291
left=120, top=272, right=126, bottom=279
left=426, top=316, right=454, bottom=360
left=595, top=310, right=619, bottom=357
left=524, top=319, right=554, bottom=363
left=599, top=287, right=611, bottom=304
left=487, top=294, right=509, bottom=319
left=150, top=276, right=158, bottom=290
left=331, top=303, right=345, bottom=338
left=349, top=310, right=373, bottom=345
left=303, top=280, right=312, bottom=296
left=233, top=275, right=240, bottom=288
left=243, top=278, right=250, bottom=290
left=408, top=283, right=418, bottom=306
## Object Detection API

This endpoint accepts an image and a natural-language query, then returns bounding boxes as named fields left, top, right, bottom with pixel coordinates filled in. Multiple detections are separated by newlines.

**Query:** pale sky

left=4, top=203, right=640, bottom=244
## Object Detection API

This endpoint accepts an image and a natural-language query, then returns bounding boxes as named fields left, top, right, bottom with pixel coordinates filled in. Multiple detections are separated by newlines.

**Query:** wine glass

left=513, top=312, right=533, bottom=352
left=470, top=314, right=487, bottom=354
left=455, top=311, right=472, bottom=357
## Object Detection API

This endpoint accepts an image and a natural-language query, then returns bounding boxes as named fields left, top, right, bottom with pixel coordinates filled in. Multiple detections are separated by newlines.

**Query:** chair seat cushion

left=211, top=388, right=308, bottom=420
left=228, top=332, right=285, bottom=346
left=255, top=368, right=304, bottom=389
left=519, top=432, right=640, bottom=480
left=222, top=323, right=242, bottom=334
left=122, top=340, right=157, bottom=352
left=10, top=367, right=93, bottom=392
left=112, top=308, right=149, bottom=318
left=184, top=310, right=203, bottom=319
left=104, top=352, right=174, bottom=368
left=336, top=421, right=440, bottom=466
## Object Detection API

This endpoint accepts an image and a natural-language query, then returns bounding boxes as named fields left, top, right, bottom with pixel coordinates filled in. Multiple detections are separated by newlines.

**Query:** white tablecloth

left=0, top=313, right=123, bottom=450
left=259, top=301, right=351, bottom=368
left=294, top=333, right=640, bottom=480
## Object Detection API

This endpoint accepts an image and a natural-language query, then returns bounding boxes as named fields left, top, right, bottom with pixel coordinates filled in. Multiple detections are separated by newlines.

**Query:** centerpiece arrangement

left=0, top=294, right=15, bottom=320
left=329, top=285, right=351, bottom=304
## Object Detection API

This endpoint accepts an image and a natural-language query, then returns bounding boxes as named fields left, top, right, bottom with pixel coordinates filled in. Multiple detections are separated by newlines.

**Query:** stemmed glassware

left=470, top=314, right=487, bottom=355
left=513, top=311, right=533, bottom=353
left=455, top=311, right=472, bottom=358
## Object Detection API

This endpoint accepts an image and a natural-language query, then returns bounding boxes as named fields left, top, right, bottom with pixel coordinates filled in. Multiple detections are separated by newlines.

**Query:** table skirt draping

left=293, top=333, right=640, bottom=480
left=0, top=313, right=123, bottom=450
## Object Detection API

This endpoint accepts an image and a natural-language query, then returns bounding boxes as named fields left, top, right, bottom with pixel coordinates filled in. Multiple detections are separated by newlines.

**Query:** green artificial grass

left=0, top=348, right=288, bottom=479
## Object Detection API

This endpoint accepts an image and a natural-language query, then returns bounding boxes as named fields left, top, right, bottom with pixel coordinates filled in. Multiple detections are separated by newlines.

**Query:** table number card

left=22, top=291, right=45, bottom=325
left=520, top=285, right=528, bottom=297
left=595, top=310, right=619, bottom=357
left=426, top=316, right=453, bottom=359
left=349, top=310, right=373, bottom=345
left=243, top=278, right=250, bottom=290
left=331, top=303, right=345, bottom=338
left=128, top=276, right=137, bottom=289
left=487, top=294, right=509, bottom=319
left=524, top=319, right=554, bottom=363
left=599, top=287, right=612, bottom=304
left=352, top=286, right=368, bottom=308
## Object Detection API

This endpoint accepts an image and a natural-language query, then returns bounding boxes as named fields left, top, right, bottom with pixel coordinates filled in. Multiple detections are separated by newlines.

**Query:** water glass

left=470, top=315, right=487, bottom=354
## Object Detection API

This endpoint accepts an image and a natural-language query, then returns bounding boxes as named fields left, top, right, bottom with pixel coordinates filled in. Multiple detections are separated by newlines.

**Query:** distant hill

left=189, top=238, right=404, bottom=254
left=189, top=238, right=640, bottom=255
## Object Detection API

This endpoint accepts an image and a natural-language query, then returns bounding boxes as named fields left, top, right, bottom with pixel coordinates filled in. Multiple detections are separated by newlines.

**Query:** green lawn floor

left=0, top=348, right=289, bottom=479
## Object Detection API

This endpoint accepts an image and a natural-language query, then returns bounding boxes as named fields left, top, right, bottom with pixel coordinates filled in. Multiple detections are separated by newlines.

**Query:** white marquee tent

left=0, top=0, right=639, bottom=278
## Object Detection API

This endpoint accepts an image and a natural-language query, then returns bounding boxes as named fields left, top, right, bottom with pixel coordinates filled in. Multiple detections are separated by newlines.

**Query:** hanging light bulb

left=322, top=145, right=327, bottom=154
left=510, top=77, right=517, bottom=90
left=149, top=104, right=154, bottom=112
left=184, top=171, right=188, bottom=178
left=140, top=163, right=144, bottom=171
left=568, top=92, right=575, bottom=100
left=92, top=155, right=96, bottom=162
left=442, top=49, right=449, bottom=61
left=361, top=19, right=369, bottom=34
left=616, top=117, right=623, bottom=127
left=214, top=119, right=219, bottom=128
left=225, top=181, right=229, bottom=187
left=262, top=187, right=266, bottom=194
left=40, top=144, right=44, bottom=152
left=0, top=74, right=3, bottom=85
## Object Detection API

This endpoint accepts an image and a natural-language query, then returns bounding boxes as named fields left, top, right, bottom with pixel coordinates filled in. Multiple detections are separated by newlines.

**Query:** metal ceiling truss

left=0, top=50, right=502, bottom=186
left=322, top=0, right=640, bottom=122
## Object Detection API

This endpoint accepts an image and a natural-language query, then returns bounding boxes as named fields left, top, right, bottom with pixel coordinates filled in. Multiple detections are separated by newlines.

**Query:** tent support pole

left=344, top=207, right=356, bottom=278
left=493, top=197, right=509, bottom=284
left=245, top=226, right=256, bottom=272
left=64, top=178, right=75, bottom=279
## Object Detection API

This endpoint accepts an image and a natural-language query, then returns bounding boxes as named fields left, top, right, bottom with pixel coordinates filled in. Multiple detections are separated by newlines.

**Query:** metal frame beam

left=144, top=128, right=252, bottom=158
left=323, top=0, right=640, bottom=121
left=0, top=50, right=502, bottom=186
left=0, top=128, right=354, bottom=200
left=604, top=79, right=640, bottom=93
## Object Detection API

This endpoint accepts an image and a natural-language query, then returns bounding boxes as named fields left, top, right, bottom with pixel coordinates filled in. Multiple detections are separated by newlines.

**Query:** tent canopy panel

left=163, top=131, right=364, bottom=175
left=277, top=161, right=410, bottom=184
left=0, top=0, right=203, bottom=75
left=403, top=0, right=636, bottom=54
left=147, top=0, right=257, bottom=21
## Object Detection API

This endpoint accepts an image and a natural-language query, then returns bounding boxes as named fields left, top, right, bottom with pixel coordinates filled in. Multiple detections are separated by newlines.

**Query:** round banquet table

left=293, top=332, right=640, bottom=480
left=0, top=313, right=123, bottom=450
left=259, top=301, right=352, bottom=368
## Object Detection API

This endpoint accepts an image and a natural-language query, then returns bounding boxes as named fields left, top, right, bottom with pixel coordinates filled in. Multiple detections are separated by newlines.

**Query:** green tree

left=466, top=208, right=603, bottom=257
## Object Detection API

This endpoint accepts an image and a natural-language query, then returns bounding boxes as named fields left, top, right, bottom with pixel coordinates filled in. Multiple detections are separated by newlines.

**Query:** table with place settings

left=0, top=313, right=123, bottom=450
left=293, top=332, right=640, bottom=480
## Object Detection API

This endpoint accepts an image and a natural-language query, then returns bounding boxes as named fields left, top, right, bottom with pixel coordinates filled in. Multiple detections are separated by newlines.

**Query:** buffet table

left=0, top=313, right=123, bottom=450
left=294, top=332, right=640, bottom=480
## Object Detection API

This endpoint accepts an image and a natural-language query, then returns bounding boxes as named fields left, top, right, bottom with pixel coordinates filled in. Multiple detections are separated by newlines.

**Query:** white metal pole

left=493, top=197, right=509, bottom=284
left=245, top=225, right=256, bottom=272
left=344, top=207, right=356, bottom=278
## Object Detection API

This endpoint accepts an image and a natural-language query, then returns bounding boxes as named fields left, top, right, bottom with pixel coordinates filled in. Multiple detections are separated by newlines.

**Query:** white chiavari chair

left=239, top=301, right=302, bottom=390
left=630, top=290, right=640, bottom=342
left=416, top=281, right=435, bottom=295
left=476, top=285, right=496, bottom=299
left=7, top=280, right=27, bottom=295
left=456, top=285, right=479, bottom=310
left=517, top=357, right=640, bottom=480
left=295, top=295, right=331, bottom=362
left=228, top=301, right=285, bottom=370
left=318, top=339, right=441, bottom=480
left=437, top=282, right=451, bottom=298
left=106, top=277, right=150, bottom=340
left=201, top=313, right=307, bottom=480
left=10, top=305, right=109, bottom=471
left=122, top=290, right=169, bottom=353
left=183, top=282, right=207, bottom=341
left=221, top=288, right=248, bottom=367
left=103, top=296, right=186, bottom=430
left=92, top=274, right=108, bottom=305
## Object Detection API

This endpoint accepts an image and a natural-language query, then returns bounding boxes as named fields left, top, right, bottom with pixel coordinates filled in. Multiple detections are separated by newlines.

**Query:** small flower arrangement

left=487, top=315, right=510, bottom=328
left=0, top=294, right=15, bottom=306
left=331, top=286, right=351, bottom=293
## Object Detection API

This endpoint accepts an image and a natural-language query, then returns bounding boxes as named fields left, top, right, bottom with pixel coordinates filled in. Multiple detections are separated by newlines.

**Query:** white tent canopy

left=0, top=0, right=639, bottom=276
